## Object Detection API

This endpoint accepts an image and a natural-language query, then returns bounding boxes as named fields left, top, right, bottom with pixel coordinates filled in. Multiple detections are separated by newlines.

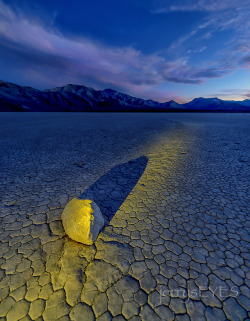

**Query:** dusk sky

left=0, top=0, right=250, bottom=102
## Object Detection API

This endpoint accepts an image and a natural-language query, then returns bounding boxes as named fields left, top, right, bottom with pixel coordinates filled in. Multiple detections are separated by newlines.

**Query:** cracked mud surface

left=0, top=112, right=249, bottom=321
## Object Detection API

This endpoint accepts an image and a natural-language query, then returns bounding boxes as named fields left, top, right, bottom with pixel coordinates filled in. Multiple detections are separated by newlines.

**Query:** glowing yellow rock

left=61, top=198, right=104, bottom=245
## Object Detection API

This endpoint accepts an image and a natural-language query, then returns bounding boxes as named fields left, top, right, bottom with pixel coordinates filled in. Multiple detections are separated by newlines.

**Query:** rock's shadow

left=80, top=156, right=148, bottom=225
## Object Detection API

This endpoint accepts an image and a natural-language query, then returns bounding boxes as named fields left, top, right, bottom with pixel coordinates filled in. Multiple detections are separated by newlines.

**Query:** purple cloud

left=0, top=0, right=248, bottom=101
left=152, top=0, right=248, bottom=13
left=0, top=1, right=167, bottom=95
left=162, top=59, right=233, bottom=84
left=240, top=55, right=250, bottom=67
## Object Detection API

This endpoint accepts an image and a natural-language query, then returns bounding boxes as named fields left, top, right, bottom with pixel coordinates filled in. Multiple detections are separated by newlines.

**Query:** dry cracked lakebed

left=0, top=112, right=249, bottom=321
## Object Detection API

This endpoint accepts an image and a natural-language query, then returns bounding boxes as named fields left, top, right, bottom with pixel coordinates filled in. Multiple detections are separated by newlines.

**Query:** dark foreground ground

left=0, top=113, right=249, bottom=321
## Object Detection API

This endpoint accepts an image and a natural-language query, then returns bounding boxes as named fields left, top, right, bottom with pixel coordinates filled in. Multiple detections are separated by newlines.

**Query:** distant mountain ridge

left=0, top=81, right=249, bottom=112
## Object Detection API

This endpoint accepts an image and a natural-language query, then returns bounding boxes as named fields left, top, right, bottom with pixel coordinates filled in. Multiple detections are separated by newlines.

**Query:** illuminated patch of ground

left=0, top=113, right=249, bottom=320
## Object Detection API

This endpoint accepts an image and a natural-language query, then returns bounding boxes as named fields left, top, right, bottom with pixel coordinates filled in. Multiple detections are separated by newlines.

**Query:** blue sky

left=0, top=0, right=249, bottom=102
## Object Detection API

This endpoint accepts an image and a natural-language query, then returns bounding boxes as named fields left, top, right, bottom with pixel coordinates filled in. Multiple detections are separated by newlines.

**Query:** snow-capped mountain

left=229, top=99, right=250, bottom=107
left=0, top=81, right=165, bottom=112
left=0, top=81, right=249, bottom=112
left=183, top=97, right=245, bottom=111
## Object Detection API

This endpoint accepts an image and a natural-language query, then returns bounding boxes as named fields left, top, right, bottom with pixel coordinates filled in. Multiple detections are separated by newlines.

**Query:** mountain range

left=0, top=81, right=250, bottom=112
